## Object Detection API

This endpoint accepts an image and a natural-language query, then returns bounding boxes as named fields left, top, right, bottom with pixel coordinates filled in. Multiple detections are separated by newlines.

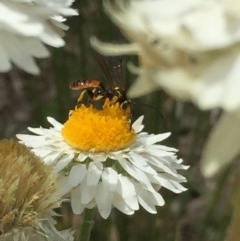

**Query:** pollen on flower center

left=61, top=99, right=136, bottom=152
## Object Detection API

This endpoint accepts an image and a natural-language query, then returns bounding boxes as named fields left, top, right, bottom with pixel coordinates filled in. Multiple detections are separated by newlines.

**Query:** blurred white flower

left=17, top=99, right=188, bottom=219
left=91, top=0, right=240, bottom=178
left=0, top=0, right=77, bottom=74
left=91, top=0, right=240, bottom=111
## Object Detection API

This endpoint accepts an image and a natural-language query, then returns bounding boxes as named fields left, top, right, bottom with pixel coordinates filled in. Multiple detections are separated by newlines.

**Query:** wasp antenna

left=132, top=100, right=163, bottom=120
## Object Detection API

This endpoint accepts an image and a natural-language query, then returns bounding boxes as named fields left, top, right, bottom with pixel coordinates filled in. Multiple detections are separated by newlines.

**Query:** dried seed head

left=0, top=139, right=58, bottom=237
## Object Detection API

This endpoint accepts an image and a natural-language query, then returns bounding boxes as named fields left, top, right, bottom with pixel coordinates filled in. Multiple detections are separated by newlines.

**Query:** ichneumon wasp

left=69, top=54, right=132, bottom=120
left=69, top=53, right=162, bottom=125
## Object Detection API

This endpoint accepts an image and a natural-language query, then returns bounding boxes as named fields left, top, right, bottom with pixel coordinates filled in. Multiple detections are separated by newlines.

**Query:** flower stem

left=193, top=165, right=231, bottom=241
left=79, top=209, right=95, bottom=241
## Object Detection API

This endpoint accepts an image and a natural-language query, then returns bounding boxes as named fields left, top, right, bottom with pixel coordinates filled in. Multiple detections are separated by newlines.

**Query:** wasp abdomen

left=69, top=79, right=101, bottom=90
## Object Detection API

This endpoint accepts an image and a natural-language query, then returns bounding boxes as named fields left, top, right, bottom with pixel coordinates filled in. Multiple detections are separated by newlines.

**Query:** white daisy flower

left=17, top=98, right=188, bottom=219
left=0, top=0, right=77, bottom=74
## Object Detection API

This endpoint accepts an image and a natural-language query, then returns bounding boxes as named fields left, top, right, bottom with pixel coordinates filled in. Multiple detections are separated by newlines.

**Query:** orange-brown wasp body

left=69, top=79, right=101, bottom=90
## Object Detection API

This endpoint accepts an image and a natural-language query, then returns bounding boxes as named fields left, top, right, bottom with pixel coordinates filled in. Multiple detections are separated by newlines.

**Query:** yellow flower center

left=61, top=99, right=136, bottom=152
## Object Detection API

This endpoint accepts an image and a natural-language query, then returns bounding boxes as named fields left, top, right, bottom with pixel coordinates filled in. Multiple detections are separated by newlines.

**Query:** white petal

left=201, top=112, right=240, bottom=177
left=95, top=183, right=113, bottom=219
left=194, top=51, right=240, bottom=111
left=151, top=191, right=165, bottom=206
left=146, top=145, right=177, bottom=157
left=71, top=187, right=84, bottom=214
left=53, top=154, right=74, bottom=172
left=27, top=127, right=45, bottom=135
left=101, top=168, right=118, bottom=191
left=132, top=115, right=144, bottom=133
left=117, top=175, right=139, bottom=210
left=24, top=38, right=49, bottom=58
left=91, top=37, right=139, bottom=55
left=136, top=187, right=158, bottom=214
left=149, top=144, right=178, bottom=152
left=39, top=25, right=65, bottom=47
left=128, top=73, right=159, bottom=98
left=183, top=4, right=230, bottom=49
left=146, top=133, right=171, bottom=145
left=89, top=153, right=107, bottom=163
left=17, top=134, right=47, bottom=148
left=34, top=149, right=52, bottom=159
left=148, top=156, right=180, bottom=177
left=47, top=117, right=63, bottom=130
left=119, top=158, right=155, bottom=192
left=77, top=153, right=88, bottom=162
left=80, top=179, right=97, bottom=204
left=69, top=164, right=87, bottom=187
left=128, top=152, right=157, bottom=175
left=153, top=175, right=187, bottom=193
left=57, top=174, right=72, bottom=196
left=43, top=152, right=63, bottom=165
left=112, top=194, right=135, bottom=215
left=86, top=162, right=103, bottom=186
left=3, top=34, right=40, bottom=74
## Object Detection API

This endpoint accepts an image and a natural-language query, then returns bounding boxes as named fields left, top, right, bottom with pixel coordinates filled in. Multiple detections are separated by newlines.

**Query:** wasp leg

left=76, top=89, right=94, bottom=107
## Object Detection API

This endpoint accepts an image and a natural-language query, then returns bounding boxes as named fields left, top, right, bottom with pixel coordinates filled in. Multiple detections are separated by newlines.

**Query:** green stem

left=79, top=209, right=95, bottom=241
left=194, top=165, right=231, bottom=241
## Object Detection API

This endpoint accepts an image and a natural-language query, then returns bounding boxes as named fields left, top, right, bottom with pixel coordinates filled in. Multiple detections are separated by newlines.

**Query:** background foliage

left=0, top=1, right=237, bottom=241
